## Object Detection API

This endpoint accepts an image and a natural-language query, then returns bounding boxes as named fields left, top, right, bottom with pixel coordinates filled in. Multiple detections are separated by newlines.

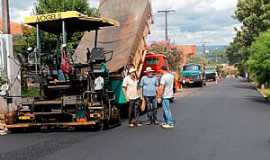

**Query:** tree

left=35, top=0, right=99, bottom=16
left=148, top=41, right=182, bottom=71
left=16, top=0, right=99, bottom=94
left=0, top=73, right=7, bottom=86
left=188, top=55, right=203, bottom=64
left=14, top=26, right=36, bottom=56
left=226, top=0, right=270, bottom=64
left=225, top=41, right=243, bottom=65
left=247, top=29, right=270, bottom=86
left=20, top=0, right=99, bottom=55
left=37, top=0, right=99, bottom=50
left=206, top=49, right=227, bottom=64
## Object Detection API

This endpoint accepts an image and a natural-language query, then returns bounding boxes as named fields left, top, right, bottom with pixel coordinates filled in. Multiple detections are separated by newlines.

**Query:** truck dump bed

left=75, top=0, right=152, bottom=74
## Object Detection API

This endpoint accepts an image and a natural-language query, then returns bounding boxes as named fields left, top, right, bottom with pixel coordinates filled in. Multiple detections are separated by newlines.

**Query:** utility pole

left=201, top=41, right=208, bottom=57
left=215, top=48, right=218, bottom=64
left=158, top=9, right=175, bottom=41
left=0, top=0, right=21, bottom=113
left=1, top=0, right=10, bottom=73
left=200, top=41, right=208, bottom=65
left=2, top=0, right=11, bottom=34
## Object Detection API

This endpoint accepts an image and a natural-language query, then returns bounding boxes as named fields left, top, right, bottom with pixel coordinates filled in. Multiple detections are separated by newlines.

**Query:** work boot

left=153, top=120, right=160, bottom=125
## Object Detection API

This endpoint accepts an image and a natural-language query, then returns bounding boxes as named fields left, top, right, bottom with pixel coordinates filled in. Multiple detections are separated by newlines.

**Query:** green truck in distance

left=181, top=64, right=204, bottom=87
left=205, top=66, right=217, bottom=81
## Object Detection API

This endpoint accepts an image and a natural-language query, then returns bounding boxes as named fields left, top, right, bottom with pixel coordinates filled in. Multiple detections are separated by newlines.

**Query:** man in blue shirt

left=140, top=67, right=159, bottom=125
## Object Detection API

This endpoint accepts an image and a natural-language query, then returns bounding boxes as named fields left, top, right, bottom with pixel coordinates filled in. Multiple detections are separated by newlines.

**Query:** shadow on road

left=244, top=96, right=270, bottom=105
left=232, top=83, right=256, bottom=90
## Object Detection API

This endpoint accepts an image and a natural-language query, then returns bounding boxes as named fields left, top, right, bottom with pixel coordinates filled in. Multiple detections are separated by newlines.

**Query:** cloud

left=211, top=0, right=238, bottom=10
left=8, top=0, right=36, bottom=22
left=88, top=0, right=99, bottom=8
left=7, top=0, right=98, bottom=23
left=151, top=0, right=237, bottom=13
left=6, top=0, right=239, bottom=45
left=149, top=0, right=239, bottom=45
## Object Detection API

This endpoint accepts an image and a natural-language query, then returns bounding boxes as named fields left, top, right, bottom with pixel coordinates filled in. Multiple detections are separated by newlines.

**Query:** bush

left=247, top=29, right=270, bottom=86
left=0, top=73, right=7, bottom=86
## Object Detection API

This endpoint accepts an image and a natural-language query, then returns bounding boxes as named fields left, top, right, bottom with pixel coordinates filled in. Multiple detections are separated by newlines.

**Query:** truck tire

left=199, top=82, right=203, bottom=87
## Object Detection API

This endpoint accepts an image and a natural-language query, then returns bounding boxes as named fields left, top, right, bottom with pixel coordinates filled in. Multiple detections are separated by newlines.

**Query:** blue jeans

left=144, top=96, right=158, bottom=123
left=162, top=98, right=174, bottom=125
left=128, top=98, right=140, bottom=124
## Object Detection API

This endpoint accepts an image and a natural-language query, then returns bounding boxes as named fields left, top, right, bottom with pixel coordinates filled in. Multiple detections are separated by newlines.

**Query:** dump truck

left=182, top=64, right=205, bottom=87
left=75, top=0, right=153, bottom=107
left=205, top=65, right=217, bottom=81
left=142, top=52, right=168, bottom=76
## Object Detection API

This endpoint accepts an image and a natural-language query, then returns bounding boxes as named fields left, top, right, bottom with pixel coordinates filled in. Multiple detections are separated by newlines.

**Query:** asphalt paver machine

left=5, top=11, right=121, bottom=131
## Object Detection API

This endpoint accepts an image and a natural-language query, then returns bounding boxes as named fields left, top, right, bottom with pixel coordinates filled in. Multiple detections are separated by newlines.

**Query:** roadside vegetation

left=0, top=74, right=7, bottom=86
left=226, top=0, right=270, bottom=88
left=258, top=88, right=270, bottom=99
left=148, top=42, right=182, bottom=71
left=247, top=30, right=270, bottom=87
left=15, top=0, right=99, bottom=55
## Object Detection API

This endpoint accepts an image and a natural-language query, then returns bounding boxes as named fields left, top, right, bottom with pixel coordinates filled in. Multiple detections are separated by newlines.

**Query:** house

left=0, top=18, right=23, bottom=35
left=177, top=45, right=196, bottom=66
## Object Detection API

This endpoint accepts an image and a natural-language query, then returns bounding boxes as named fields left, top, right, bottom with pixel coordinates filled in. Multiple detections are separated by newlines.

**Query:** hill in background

left=196, top=45, right=227, bottom=55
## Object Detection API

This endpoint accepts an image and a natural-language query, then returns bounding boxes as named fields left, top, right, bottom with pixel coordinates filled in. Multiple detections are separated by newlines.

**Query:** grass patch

left=22, top=87, right=41, bottom=97
left=258, top=88, right=270, bottom=98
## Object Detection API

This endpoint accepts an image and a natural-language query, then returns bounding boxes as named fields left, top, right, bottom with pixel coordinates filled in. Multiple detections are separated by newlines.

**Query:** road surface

left=1, top=79, right=270, bottom=160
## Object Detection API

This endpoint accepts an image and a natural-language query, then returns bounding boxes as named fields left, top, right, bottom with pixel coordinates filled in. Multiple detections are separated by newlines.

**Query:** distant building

left=0, top=18, right=23, bottom=35
left=177, top=45, right=196, bottom=66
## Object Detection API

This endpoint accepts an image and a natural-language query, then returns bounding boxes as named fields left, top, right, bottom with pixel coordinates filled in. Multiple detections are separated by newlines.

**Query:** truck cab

left=205, top=66, right=217, bottom=81
left=142, top=52, right=168, bottom=76
left=182, top=64, right=204, bottom=87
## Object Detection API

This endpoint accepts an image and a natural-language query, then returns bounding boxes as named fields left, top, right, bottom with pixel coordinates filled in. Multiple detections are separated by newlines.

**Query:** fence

left=0, top=34, right=20, bottom=115
left=0, top=35, right=6, bottom=115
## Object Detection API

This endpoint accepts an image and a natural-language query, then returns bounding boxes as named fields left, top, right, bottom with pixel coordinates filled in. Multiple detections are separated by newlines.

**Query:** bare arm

left=122, top=77, right=129, bottom=100
left=159, top=75, right=166, bottom=97
left=123, top=86, right=128, bottom=98
left=159, top=85, right=165, bottom=98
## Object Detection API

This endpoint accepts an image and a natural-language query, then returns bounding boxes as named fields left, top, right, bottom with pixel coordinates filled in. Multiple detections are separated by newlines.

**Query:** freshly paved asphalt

left=1, top=79, right=270, bottom=160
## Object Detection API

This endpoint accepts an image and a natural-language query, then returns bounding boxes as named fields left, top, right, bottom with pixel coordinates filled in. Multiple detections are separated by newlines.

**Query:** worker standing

left=123, top=67, right=142, bottom=127
left=215, top=71, right=219, bottom=84
left=159, top=66, right=175, bottom=129
left=140, top=67, right=159, bottom=125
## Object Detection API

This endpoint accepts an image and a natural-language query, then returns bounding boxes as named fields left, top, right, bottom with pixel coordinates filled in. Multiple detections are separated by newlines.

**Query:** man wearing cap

left=140, top=67, right=159, bottom=125
left=123, top=67, right=142, bottom=127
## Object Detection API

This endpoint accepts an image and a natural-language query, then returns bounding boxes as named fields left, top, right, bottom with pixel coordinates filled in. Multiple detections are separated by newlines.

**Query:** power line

left=158, top=9, right=175, bottom=41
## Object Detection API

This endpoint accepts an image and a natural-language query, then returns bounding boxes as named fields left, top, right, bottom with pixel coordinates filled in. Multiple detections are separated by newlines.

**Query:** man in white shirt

left=123, top=67, right=142, bottom=127
left=159, top=66, right=175, bottom=128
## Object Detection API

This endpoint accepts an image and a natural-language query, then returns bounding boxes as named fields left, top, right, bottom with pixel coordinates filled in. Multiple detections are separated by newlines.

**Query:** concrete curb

left=0, top=123, right=7, bottom=136
left=257, top=88, right=270, bottom=103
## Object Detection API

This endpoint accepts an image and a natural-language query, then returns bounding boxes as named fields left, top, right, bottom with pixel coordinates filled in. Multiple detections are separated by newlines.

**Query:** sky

left=2, top=0, right=240, bottom=46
